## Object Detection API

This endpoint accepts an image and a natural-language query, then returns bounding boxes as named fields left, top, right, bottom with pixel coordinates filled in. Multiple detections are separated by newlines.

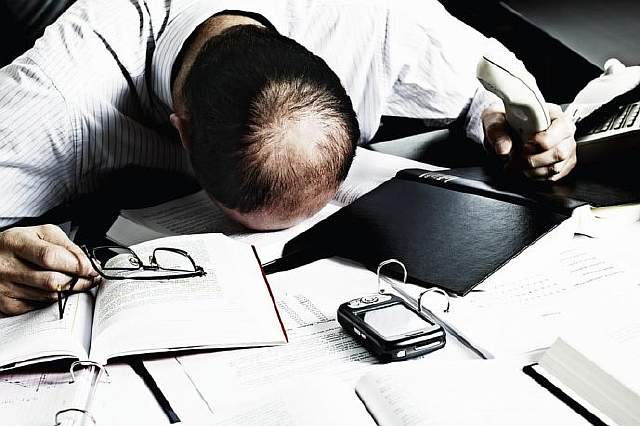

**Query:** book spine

left=397, top=169, right=540, bottom=208
left=396, top=169, right=576, bottom=217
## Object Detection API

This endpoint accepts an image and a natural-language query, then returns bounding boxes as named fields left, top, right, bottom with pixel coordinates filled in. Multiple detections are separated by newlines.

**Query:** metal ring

left=417, top=288, right=450, bottom=314
left=55, top=408, right=97, bottom=425
left=376, top=259, right=407, bottom=294
left=69, top=360, right=110, bottom=384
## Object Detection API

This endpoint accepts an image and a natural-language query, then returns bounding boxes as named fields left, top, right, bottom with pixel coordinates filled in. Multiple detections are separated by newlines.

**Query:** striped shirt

left=0, top=0, right=503, bottom=226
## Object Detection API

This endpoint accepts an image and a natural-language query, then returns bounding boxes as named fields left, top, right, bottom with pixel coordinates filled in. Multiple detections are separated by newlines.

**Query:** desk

left=502, top=0, right=640, bottom=69
left=1, top=145, right=638, bottom=424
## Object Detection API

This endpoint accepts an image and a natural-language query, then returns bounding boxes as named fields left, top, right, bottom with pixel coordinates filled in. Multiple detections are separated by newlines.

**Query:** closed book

left=268, top=165, right=640, bottom=296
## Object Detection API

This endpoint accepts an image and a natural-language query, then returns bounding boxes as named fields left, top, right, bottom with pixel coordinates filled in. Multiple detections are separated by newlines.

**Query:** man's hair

left=183, top=25, right=359, bottom=219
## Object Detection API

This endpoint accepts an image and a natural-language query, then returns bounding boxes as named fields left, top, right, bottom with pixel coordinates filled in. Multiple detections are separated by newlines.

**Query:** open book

left=0, top=233, right=287, bottom=370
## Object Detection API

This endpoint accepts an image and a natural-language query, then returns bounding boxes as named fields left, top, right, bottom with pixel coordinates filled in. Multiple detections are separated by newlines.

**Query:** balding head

left=182, top=25, right=359, bottom=229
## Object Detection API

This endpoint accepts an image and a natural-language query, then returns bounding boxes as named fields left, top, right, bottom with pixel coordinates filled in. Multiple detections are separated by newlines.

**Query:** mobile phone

left=337, top=294, right=445, bottom=362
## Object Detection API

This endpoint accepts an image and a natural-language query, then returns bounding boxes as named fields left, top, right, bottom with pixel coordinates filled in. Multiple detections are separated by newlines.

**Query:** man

left=0, top=0, right=577, bottom=315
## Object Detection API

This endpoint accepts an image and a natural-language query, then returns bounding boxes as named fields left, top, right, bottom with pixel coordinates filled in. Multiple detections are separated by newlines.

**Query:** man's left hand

left=483, top=103, right=577, bottom=181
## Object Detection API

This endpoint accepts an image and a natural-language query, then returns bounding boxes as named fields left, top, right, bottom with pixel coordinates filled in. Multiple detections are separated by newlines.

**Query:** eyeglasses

left=56, top=245, right=206, bottom=320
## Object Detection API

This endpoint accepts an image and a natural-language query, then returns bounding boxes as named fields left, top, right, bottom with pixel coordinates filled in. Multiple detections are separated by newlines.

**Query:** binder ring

left=376, top=259, right=407, bottom=294
left=69, top=360, right=110, bottom=384
left=54, top=408, right=97, bottom=425
left=417, top=288, right=450, bottom=314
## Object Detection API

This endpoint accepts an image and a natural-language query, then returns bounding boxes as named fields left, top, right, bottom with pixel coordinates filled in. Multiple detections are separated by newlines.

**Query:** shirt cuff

left=464, top=87, right=502, bottom=144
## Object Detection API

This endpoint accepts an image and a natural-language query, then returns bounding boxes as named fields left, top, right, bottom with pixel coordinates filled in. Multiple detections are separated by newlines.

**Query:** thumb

left=37, top=225, right=96, bottom=278
left=483, top=111, right=513, bottom=156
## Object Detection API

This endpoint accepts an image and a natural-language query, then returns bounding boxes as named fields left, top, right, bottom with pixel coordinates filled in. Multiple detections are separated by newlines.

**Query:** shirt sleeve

left=381, top=0, right=503, bottom=144
left=0, top=59, right=76, bottom=227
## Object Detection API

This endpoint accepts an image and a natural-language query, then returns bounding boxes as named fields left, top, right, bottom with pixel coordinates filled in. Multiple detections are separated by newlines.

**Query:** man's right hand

left=0, top=225, right=100, bottom=316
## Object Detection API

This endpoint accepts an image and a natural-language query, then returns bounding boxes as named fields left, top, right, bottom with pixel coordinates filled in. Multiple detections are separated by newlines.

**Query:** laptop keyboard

left=587, top=102, right=639, bottom=134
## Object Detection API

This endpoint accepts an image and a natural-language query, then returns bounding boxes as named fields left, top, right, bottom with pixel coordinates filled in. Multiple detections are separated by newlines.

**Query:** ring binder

left=376, top=259, right=407, bottom=294
left=417, top=288, right=450, bottom=314
left=54, top=408, right=97, bottom=426
left=54, top=362, right=108, bottom=425
left=69, top=360, right=110, bottom=384
left=376, top=259, right=450, bottom=314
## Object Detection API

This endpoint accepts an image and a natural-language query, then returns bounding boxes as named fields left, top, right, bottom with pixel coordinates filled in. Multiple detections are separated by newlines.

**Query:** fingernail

left=495, top=142, right=510, bottom=156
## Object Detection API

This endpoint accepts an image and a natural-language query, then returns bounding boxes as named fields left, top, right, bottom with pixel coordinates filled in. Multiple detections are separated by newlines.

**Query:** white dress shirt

left=0, top=0, right=502, bottom=226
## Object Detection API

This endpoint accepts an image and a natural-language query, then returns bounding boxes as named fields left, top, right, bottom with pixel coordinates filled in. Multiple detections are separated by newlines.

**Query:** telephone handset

left=477, top=46, right=640, bottom=164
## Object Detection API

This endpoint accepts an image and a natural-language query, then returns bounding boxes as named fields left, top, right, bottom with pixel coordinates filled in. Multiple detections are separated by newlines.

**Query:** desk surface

left=503, top=0, right=640, bottom=68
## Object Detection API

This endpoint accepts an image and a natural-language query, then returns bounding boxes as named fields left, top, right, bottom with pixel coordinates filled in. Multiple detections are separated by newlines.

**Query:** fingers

left=522, top=151, right=577, bottom=181
left=0, top=225, right=96, bottom=278
left=0, top=296, right=38, bottom=316
left=2, top=260, right=98, bottom=292
left=513, top=104, right=577, bottom=181
left=482, top=107, right=513, bottom=157
left=0, top=225, right=102, bottom=316
left=0, top=281, right=59, bottom=302
left=36, top=224, right=94, bottom=274
left=522, top=104, right=576, bottom=155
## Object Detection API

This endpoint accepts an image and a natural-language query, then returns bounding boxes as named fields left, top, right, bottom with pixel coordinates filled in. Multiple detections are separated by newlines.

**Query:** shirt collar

left=151, top=1, right=284, bottom=111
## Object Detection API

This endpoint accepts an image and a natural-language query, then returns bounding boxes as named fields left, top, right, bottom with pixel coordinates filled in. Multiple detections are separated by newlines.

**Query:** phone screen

left=359, top=304, right=433, bottom=339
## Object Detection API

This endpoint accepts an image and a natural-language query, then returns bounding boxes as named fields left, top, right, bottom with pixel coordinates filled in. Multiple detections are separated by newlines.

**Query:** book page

left=0, top=293, right=93, bottom=370
left=355, top=360, right=589, bottom=425
left=395, top=234, right=637, bottom=358
left=332, top=148, right=443, bottom=207
left=87, top=234, right=286, bottom=364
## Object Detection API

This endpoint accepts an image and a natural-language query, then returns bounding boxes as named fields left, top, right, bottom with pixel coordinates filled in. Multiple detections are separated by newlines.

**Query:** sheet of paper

left=0, top=366, right=91, bottom=426
left=88, top=234, right=286, bottom=364
left=396, top=233, right=638, bottom=358
left=90, top=363, right=171, bottom=425
left=142, top=357, right=215, bottom=423
left=207, top=377, right=374, bottom=426
left=332, top=147, right=443, bottom=207
left=0, top=293, right=93, bottom=370
left=355, top=360, right=590, bottom=426
left=145, top=356, right=374, bottom=425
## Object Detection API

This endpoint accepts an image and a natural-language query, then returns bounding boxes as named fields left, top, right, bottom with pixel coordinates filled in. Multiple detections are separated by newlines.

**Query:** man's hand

left=0, top=225, right=99, bottom=316
left=483, top=103, right=577, bottom=181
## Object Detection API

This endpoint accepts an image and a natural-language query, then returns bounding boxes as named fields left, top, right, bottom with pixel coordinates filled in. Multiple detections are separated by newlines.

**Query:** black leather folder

left=266, top=164, right=640, bottom=296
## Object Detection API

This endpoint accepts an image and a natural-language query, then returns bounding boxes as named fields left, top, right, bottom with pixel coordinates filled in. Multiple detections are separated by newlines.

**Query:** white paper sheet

left=396, top=233, right=639, bottom=359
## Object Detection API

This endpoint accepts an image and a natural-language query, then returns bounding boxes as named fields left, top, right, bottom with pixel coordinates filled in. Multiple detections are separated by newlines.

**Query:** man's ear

left=170, top=113, right=191, bottom=151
